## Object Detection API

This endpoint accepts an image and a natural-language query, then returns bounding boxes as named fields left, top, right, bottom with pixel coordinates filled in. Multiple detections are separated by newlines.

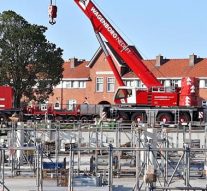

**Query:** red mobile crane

left=73, top=0, right=203, bottom=124
left=73, top=0, right=178, bottom=105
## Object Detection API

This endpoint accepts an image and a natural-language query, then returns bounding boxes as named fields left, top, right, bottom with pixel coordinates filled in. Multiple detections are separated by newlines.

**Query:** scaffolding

left=0, top=117, right=206, bottom=191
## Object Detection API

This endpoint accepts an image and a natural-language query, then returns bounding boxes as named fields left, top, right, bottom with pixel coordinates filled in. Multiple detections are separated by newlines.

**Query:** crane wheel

left=118, top=112, right=129, bottom=121
left=157, top=112, right=173, bottom=123
left=131, top=112, right=147, bottom=123
left=179, top=112, right=191, bottom=123
left=0, top=114, right=7, bottom=123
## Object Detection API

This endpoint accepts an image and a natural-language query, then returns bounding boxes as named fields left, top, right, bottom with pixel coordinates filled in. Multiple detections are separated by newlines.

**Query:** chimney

left=156, top=54, right=164, bottom=67
left=189, top=54, right=197, bottom=66
left=70, top=57, right=78, bottom=68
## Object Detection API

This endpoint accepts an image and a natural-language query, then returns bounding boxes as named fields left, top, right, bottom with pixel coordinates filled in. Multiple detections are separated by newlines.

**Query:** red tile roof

left=63, top=60, right=90, bottom=79
left=62, top=54, right=207, bottom=80
left=123, top=58, right=207, bottom=78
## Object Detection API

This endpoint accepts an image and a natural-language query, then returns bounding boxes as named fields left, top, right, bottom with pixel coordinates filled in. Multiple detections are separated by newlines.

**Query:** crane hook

left=48, top=0, right=57, bottom=25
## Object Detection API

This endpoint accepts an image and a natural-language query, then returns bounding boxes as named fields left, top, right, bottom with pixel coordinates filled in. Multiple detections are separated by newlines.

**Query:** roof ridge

left=143, top=58, right=189, bottom=61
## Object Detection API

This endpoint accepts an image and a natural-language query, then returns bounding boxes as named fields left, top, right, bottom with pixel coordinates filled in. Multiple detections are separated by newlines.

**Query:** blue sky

left=0, top=0, right=207, bottom=60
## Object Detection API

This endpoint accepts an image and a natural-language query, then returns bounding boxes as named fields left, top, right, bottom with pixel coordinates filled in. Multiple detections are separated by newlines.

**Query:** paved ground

left=1, top=176, right=207, bottom=191
left=1, top=177, right=134, bottom=191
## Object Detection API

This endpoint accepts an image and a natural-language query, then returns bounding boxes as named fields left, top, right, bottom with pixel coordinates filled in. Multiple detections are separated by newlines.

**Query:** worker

left=83, top=97, right=89, bottom=104
left=89, top=155, right=95, bottom=174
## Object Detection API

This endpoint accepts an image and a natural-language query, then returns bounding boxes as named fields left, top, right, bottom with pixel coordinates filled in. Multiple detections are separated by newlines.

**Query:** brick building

left=49, top=47, right=207, bottom=107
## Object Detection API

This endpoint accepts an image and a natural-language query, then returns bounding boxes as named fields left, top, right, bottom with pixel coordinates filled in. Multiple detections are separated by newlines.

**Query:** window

left=200, top=79, right=207, bottom=88
left=72, top=81, right=79, bottom=88
left=107, top=77, right=115, bottom=92
left=125, top=80, right=134, bottom=87
left=79, top=81, right=86, bottom=88
left=163, top=80, right=171, bottom=87
left=65, top=81, right=86, bottom=88
left=124, top=80, right=143, bottom=88
left=115, top=89, right=132, bottom=99
left=161, top=79, right=181, bottom=88
left=205, top=80, right=207, bottom=88
left=96, top=77, right=104, bottom=92
left=40, top=103, right=47, bottom=111
left=136, top=80, right=142, bottom=88
left=159, top=80, right=165, bottom=86
left=54, top=100, right=61, bottom=110
left=171, top=79, right=180, bottom=88
left=65, top=81, right=72, bottom=88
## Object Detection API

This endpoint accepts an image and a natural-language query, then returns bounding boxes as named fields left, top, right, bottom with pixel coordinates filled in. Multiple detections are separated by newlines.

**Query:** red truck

left=0, top=86, right=101, bottom=122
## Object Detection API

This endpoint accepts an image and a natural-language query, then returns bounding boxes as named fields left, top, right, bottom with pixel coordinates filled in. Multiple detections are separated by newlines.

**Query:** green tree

left=0, top=10, right=64, bottom=107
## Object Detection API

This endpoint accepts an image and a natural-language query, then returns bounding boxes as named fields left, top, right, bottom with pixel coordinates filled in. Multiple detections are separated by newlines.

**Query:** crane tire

left=131, top=112, right=147, bottom=123
left=157, top=112, right=173, bottom=123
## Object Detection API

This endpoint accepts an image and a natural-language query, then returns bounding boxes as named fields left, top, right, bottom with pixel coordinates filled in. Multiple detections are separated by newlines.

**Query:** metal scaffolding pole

left=0, top=149, right=5, bottom=191
left=55, top=122, right=60, bottom=185
left=95, top=127, right=98, bottom=175
left=77, top=123, right=81, bottom=175
left=10, top=121, right=16, bottom=177
left=36, top=142, right=43, bottom=191
left=108, top=144, right=113, bottom=191
left=135, top=127, right=142, bottom=191
left=205, top=122, right=207, bottom=180
left=68, top=143, right=74, bottom=191
left=184, top=144, right=190, bottom=188
left=165, top=129, right=169, bottom=189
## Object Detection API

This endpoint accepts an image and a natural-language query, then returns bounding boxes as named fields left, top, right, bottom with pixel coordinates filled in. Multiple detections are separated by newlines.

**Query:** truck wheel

left=131, top=112, right=147, bottom=123
left=157, top=113, right=173, bottom=123
left=55, top=115, right=64, bottom=122
left=67, top=116, right=76, bottom=123
left=0, top=114, right=7, bottom=123
left=80, top=116, right=89, bottom=123
left=179, top=112, right=191, bottom=123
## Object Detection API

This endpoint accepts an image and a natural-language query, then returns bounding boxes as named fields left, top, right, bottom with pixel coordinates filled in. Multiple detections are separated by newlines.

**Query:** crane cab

left=114, top=87, right=140, bottom=105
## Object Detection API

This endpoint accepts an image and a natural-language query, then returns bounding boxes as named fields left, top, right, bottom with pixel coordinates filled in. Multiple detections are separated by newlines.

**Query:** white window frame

left=65, top=80, right=86, bottom=89
left=205, top=80, right=207, bottom=88
left=72, top=81, right=79, bottom=88
left=79, top=81, right=86, bottom=88
left=107, top=77, right=115, bottom=92
left=124, top=79, right=143, bottom=88
left=54, top=100, right=61, bottom=110
left=171, top=79, right=180, bottom=88
left=40, top=103, right=47, bottom=111
left=65, top=81, right=72, bottom=88
left=96, top=77, right=104, bottom=92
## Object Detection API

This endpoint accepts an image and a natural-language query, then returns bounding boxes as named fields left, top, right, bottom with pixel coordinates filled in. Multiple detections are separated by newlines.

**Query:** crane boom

left=74, top=0, right=162, bottom=88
